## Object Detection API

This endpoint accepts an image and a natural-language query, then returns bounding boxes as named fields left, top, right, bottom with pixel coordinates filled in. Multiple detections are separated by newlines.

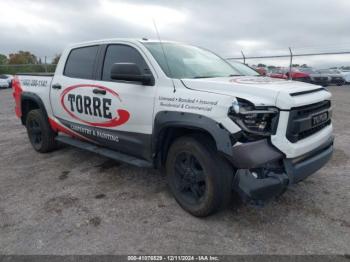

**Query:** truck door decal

left=60, top=84, right=130, bottom=127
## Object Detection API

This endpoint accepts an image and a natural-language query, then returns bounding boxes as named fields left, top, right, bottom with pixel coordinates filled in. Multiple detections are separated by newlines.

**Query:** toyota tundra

left=12, top=39, right=334, bottom=216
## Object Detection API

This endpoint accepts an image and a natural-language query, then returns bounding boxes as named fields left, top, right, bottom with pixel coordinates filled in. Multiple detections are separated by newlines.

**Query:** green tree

left=0, top=54, right=8, bottom=64
left=8, top=51, right=38, bottom=64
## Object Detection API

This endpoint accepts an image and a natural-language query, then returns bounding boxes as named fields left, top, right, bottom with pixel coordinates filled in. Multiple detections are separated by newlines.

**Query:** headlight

left=229, top=98, right=279, bottom=137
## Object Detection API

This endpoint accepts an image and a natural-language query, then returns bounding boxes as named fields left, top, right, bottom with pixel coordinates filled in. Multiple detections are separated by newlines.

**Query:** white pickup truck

left=12, top=39, right=333, bottom=216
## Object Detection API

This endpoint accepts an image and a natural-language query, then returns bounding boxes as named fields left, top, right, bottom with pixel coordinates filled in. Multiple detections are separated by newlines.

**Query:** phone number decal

left=22, top=79, right=48, bottom=87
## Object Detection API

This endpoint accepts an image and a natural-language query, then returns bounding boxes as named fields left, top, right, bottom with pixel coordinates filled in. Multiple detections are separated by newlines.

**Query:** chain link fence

left=226, top=48, right=350, bottom=72
left=0, top=64, right=57, bottom=75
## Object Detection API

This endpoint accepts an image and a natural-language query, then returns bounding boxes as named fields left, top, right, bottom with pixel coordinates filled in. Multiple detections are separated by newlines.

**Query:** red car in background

left=285, top=68, right=310, bottom=82
left=267, top=68, right=288, bottom=79
left=267, top=67, right=330, bottom=86
left=254, top=67, right=267, bottom=76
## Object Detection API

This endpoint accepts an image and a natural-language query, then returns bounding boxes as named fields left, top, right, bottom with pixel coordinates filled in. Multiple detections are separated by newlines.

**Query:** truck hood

left=181, top=76, right=331, bottom=109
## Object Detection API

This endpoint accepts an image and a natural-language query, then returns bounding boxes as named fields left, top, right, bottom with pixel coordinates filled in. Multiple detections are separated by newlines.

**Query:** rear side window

left=102, top=45, right=150, bottom=81
left=64, top=45, right=99, bottom=79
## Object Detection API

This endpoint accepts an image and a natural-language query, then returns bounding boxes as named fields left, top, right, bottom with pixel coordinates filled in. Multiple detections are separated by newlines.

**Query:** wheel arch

left=152, top=111, right=233, bottom=168
left=20, top=92, right=49, bottom=126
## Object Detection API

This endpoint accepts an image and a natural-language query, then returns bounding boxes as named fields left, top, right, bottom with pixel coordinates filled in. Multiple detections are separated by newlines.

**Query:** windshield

left=143, top=42, right=241, bottom=79
left=228, top=61, right=260, bottom=76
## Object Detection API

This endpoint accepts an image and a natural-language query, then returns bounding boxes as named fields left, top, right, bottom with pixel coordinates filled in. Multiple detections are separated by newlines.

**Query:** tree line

left=0, top=51, right=60, bottom=75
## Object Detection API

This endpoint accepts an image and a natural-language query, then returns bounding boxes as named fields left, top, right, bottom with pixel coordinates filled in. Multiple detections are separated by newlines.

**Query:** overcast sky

left=0, top=0, right=350, bottom=67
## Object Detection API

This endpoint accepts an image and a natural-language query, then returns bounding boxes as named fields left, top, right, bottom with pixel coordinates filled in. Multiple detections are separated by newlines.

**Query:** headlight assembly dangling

left=229, top=98, right=279, bottom=138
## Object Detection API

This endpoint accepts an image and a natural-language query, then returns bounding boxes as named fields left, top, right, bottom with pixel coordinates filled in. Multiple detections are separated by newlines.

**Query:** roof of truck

left=68, top=38, right=179, bottom=48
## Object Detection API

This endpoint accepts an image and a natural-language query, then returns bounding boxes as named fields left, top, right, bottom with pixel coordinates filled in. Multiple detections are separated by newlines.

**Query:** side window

left=102, top=45, right=150, bottom=82
left=64, top=45, right=99, bottom=79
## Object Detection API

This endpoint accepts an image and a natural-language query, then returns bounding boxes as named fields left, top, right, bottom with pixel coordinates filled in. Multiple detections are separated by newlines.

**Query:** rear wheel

left=26, top=109, right=57, bottom=153
left=166, top=136, right=234, bottom=217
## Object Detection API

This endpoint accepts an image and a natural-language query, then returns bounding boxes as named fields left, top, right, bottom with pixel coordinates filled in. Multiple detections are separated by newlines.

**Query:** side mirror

left=110, top=63, right=154, bottom=85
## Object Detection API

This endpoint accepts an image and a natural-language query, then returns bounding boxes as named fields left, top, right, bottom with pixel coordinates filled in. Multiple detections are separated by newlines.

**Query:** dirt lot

left=0, top=87, right=349, bottom=255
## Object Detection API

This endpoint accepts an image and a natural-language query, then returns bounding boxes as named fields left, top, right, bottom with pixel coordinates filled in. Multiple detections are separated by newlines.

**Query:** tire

left=26, top=109, right=57, bottom=153
left=166, top=136, right=234, bottom=217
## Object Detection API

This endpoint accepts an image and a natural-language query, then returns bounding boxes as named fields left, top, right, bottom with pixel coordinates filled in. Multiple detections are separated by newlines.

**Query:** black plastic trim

left=290, top=88, right=325, bottom=97
left=153, top=111, right=233, bottom=156
left=57, top=118, right=152, bottom=161
left=286, top=100, right=331, bottom=143
left=230, top=139, right=283, bottom=168
left=20, top=92, right=49, bottom=125
left=56, top=135, right=152, bottom=168
left=284, top=136, right=334, bottom=184
left=95, top=44, right=107, bottom=81
left=233, top=169, right=289, bottom=201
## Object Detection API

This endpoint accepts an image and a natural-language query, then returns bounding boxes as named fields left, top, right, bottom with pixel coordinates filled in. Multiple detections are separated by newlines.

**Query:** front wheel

left=26, top=109, right=57, bottom=153
left=166, top=136, right=234, bottom=217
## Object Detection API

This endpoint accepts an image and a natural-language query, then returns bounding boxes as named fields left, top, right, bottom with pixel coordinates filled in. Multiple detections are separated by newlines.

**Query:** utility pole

left=241, top=50, right=246, bottom=64
left=288, top=47, right=293, bottom=80
left=44, top=56, right=47, bottom=72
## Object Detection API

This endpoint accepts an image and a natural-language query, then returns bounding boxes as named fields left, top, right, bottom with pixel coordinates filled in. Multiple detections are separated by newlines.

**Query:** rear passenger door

left=50, top=45, right=100, bottom=128
left=50, top=45, right=102, bottom=128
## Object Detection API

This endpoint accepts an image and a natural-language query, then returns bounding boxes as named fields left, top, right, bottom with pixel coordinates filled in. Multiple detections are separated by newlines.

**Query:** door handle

left=93, top=89, right=106, bottom=95
left=52, top=83, right=61, bottom=90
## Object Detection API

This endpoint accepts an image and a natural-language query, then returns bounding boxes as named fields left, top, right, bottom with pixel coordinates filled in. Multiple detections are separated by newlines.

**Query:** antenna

left=152, top=18, right=176, bottom=93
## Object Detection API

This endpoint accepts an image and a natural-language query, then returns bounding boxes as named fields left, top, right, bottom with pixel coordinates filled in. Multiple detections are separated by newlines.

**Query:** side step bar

left=55, top=135, right=153, bottom=168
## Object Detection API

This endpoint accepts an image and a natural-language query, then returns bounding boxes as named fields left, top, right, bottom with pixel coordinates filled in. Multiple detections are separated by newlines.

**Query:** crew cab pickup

left=12, top=39, right=334, bottom=217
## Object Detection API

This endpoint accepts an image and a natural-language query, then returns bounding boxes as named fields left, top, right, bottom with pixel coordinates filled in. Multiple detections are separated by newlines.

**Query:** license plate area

left=312, top=112, right=328, bottom=127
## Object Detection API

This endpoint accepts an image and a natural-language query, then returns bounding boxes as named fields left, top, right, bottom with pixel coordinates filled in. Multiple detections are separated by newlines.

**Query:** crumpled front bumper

left=230, top=136, right=334, bottom=202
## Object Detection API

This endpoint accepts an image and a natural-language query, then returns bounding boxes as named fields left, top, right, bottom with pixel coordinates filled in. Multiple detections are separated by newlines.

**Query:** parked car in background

left=293, top=68, right=330, bottom=86
left=284, top=68, right=311, bottom=82
left=339, top=69, right=350, bottom=84
left=267, top=68, right=288, bottom=79
left=0, top=79, right=9, bottom=89
left=254, top=67, right=267, bottom=76
left=0, top=74, right=14, bottom=89
left=318, top=69, right=345, bottom=86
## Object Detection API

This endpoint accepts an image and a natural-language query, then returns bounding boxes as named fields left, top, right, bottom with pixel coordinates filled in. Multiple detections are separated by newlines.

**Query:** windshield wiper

left=229, top=74, right=242, bottom=77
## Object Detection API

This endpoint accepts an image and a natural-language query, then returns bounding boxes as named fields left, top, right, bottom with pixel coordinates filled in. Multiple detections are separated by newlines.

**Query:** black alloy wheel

left=173, top=152, right=207, bottom=205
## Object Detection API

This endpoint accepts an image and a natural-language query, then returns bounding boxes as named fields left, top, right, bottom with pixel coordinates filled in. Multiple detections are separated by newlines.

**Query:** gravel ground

left=0, top=86, right=349, bottom=255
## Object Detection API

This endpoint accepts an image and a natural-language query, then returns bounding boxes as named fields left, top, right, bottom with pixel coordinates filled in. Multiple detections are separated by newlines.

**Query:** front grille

left=298, top=119, right=331, bottom=140
left=286, top=101, right=331, bottom=143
